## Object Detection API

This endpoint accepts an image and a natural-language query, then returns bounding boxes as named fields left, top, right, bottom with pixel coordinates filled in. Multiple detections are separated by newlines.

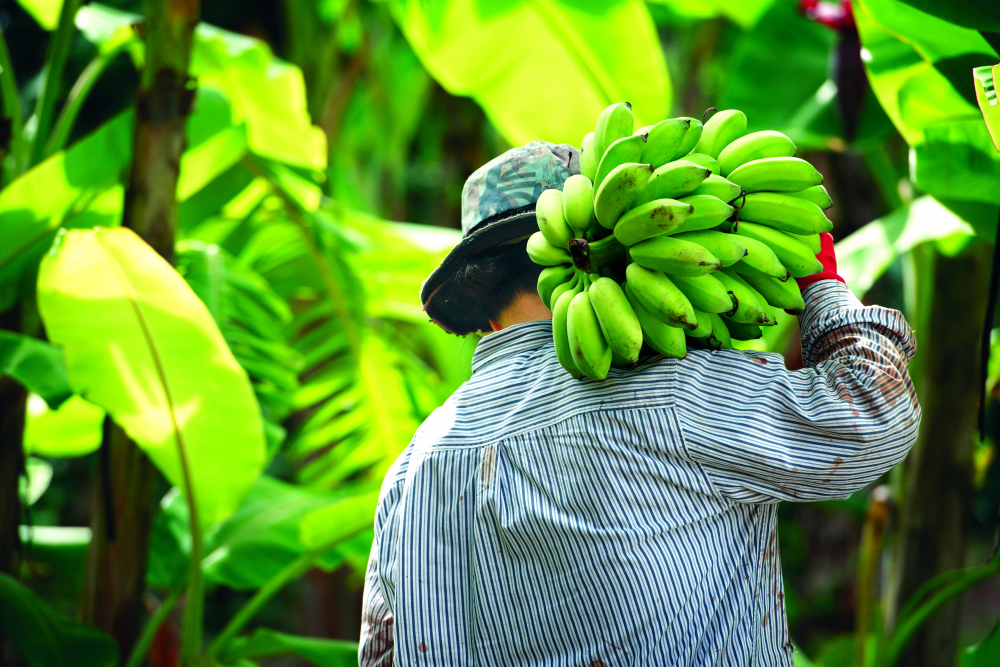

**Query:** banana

left=727, top=157, right=823, bottom=193
left=690, top=174, right=742, bottom=203
left=613, top=199, right=694, bottom=246
left=740, top=272, right=806, bottom=311
left=669, top=273, right=735, bottom=314
left=727, top=233, right=790, bottom=280
left=706, top=313, right=733, bottom=350
left=594, top=102, right=634, bottom=167
left=528, top=231, right=572, bottom=266
left=738, top=192, right=832, bottom=235
left=632, top=160, right=711, bottom=208
left=722, top=318, right=763, bottom=340
left=623, top=283, right=687, bottom=358
left=787, top=184, right=833, bottom=210
left=686, top=309, right=714, bottom=338
left=562, top=175, right=596, bottom=235
left=669, top=194, right=735, bottom=234
left=552, top=280, right=585, bottom=379
left=567, top=289, right=613, bottom=381
left=642, top=118, right=691, bottom=168
left=680, top=152, right=720, bottom=175
left=580, top=132, right=598, bottom=182
left=590, top=277, right=643, bottom=367
left=717, top=130, right=797, bottom=176
left=793, top=232, right=821, bottom=255
left=673, top=117, right=704, bottom=159
left=714, top=270, right=767, bottom=324
left=634, top=125, right=653, bottom=136
left=734, top=221, right=824, bottom=278
left=694, top=109, right=747, bottom=158
left=594, top=134, right=647, bottom=191
left=594, top=162, right=655, bottom=229
left=722, top=270, right=775, bottom=325
left=536, top=188, right=574, bottom=246
left=671, top=230, right=746, bottom=267
left=537, top=264, right=575, bottom=309
left=550, top=271, right=581, bottom=310
left=630, top=235, right=723, bottom=277
left=625, top=263, right=698, bottom=329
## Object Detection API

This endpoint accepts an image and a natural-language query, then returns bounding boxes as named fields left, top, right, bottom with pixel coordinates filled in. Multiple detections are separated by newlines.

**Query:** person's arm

left=675, top=235, right=920, bottom=503
left=359, top=541, right=395, bottom=667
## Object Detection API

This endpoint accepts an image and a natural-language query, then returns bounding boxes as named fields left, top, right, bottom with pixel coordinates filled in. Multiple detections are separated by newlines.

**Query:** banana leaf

left=23, top=394, right=104, bottom=458
left=0, top=331, right=73, bottom=408
left=221, top=628, right=358, bottom=667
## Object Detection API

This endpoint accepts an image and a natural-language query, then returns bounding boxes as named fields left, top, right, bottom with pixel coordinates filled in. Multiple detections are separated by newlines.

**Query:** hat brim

left=420, top=206, right=538, bottom=335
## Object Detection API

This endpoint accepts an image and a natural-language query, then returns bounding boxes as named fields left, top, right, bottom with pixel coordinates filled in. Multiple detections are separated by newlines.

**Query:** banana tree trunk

left=889, top=244, right=991, bottom=667
left=83, top=0, right=200, bottom=658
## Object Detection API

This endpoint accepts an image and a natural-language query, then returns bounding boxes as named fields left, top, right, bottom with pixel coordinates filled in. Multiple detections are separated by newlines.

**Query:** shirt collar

left=471, top=320, right=553, bottom=374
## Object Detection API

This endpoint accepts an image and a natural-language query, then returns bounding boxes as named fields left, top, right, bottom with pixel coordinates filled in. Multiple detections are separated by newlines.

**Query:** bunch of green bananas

left=530, top=103, right=834, bottom=380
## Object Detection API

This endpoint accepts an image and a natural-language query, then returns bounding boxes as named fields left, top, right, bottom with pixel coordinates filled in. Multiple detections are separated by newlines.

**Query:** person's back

left=359, top=142, right=919, bottom=666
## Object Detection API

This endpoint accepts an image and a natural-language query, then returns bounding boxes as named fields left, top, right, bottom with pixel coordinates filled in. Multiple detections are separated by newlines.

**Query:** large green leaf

left=647, top=0, right=777, bottom=28
left=36, top=227, right=266, bottom=528
left=221, top=628, right=358, bottom=667
left=895, top=0, right=1000, bottom=33
left=23, top=393, right=104, bottom=458
left=15, top=0, right=63, bottom=30
left=0, top=571, right=118, bottom=667
left=387, top=0, right=670, bottom=145
left=0, top=332, right=72, bottom=408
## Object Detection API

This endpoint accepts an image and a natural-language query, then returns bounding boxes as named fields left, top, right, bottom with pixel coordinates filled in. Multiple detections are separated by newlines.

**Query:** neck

left=488, top=292, right=552, bottom=333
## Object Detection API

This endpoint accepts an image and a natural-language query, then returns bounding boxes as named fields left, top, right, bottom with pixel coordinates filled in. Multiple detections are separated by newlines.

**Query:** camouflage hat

left=421, top=141, right=580, bottom=335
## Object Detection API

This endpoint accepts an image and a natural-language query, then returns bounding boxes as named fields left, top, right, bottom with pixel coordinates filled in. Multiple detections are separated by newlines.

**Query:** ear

left=489, top=319, right=502, bottom=332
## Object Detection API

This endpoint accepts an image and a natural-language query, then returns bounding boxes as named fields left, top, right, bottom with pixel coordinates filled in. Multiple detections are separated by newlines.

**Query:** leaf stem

left=0, top=25, right=25, bottom=176
left=29, top=0, right=84, bottom=168
left=124, top=590, right=182, bottom=667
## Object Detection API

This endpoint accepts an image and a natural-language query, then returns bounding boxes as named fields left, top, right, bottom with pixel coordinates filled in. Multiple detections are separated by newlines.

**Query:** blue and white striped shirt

left=360, top=281, right=920, bottom=666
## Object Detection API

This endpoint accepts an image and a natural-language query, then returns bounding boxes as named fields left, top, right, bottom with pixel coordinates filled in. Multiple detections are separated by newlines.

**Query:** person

left=358, top=141, right=920, bottom=666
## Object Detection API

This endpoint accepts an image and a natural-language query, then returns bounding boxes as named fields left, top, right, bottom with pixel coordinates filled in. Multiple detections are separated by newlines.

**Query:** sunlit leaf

left=388, top=0, right=669, bottom=145
left=0, top=572, right=118, bottom=667
left=15, top=0, right=63, bottom=30
left=19, top=457, right=53, bottom=505
left=221, top=628, right=358, bottom=667
left=177, top=125, right=248, bottom=202
left=23, top=393, right=104, bottom=458
left=298, top=488, right=380, bottom=549
left=37, top=227, right=266, bottom=528
left=0, top=331, right=72, bottom=408
left=647, top=0, right=778, bottom=27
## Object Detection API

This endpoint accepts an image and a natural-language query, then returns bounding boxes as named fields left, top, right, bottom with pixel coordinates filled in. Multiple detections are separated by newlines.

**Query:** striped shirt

left=359, top=280, right=920, bottom=666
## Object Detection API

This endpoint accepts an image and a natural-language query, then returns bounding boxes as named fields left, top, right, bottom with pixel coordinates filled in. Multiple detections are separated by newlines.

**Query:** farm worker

left=358, top=142, right=920, bottom=666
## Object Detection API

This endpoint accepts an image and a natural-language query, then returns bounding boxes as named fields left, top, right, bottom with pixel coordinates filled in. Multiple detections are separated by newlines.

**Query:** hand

left=796, top=232, right=844, bottom=291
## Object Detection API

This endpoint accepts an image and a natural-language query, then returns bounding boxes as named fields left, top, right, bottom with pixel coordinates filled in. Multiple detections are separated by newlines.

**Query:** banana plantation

left=0, top=0, right=998, bottom=665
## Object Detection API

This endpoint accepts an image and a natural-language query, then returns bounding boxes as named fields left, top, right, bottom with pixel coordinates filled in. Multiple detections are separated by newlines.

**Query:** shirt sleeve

left=359, top=532, right=395, bottom=667
left=675, top=280, right=920, bottom=503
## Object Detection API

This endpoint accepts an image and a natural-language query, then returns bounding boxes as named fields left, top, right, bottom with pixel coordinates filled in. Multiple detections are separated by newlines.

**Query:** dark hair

left=450, top=236, right=544, bottom=330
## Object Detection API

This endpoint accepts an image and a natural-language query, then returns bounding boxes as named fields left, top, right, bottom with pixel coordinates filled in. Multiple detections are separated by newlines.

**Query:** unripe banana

left=632, top=160, right=711, bottom=209
left=536, top=188, right=574, bottom=246
left=794, top=232, right=821, bottom=255
left=686, top=309, right=713, bottom=338
left=562, top=175, right=596, bottom=235
left=630, top=235, right=723, bottom=277
left=567, top=290, right=612, bottom=381
left=580, top=132, right=598, bottom=182
left=634, top=125, right=653, bottom=136
left=623, top=283, right=687, bottom=359
left=714, top=270, right=767, bottom=324
left=727, top=157, right=823, bottom=193
left=733, top=221, right=824, bottom=278
left=594, top=133, right=647, bottom=191
left=552, top=281, right=584, bottom=379
left=669, top=194, right=735, bottom=234
left=590, top=277, right=643, bottom=367
left=722, top=318, right=763, bottom=340
left=694, top=109, right=747, bottom=158
left=550, top=271, right=582, bottom=311
left=722, top=269, right=775, bottom=325
left=681, top=152, right=720, bottom=175
left=613, top=199, right=693, bottom=246
left=705, top=313, right=733, bottom=350
left=594, top=102, right=634, bottom=167
left=625, top=263, right=698, bottom=329
left=670, top=273, right=735, bottom=314
left=528, top=231, right=572, bottom=266
left=672, top=117, right=703, bottom=159
left=537, top=264, right=575, bottom=309
left=641, top=118, right=691, bottom=168
left=690, top=174, right=742, bottom=203
left=787, top=184, right=833, bottom=209
left=738, top=192, right=831, bottom=235
left=717, top=130, right=797, bottom=176
left=740, top=272, right=805, bottom=311
left=594, top=162, right=655, bottom=229
left=727, top=233, right=790, bottom=280
left=671, top=230, right=746, bottom=267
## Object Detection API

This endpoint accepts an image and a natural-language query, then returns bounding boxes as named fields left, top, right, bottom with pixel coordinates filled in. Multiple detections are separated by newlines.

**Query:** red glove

left=796, top=232, right=845, bottom=290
